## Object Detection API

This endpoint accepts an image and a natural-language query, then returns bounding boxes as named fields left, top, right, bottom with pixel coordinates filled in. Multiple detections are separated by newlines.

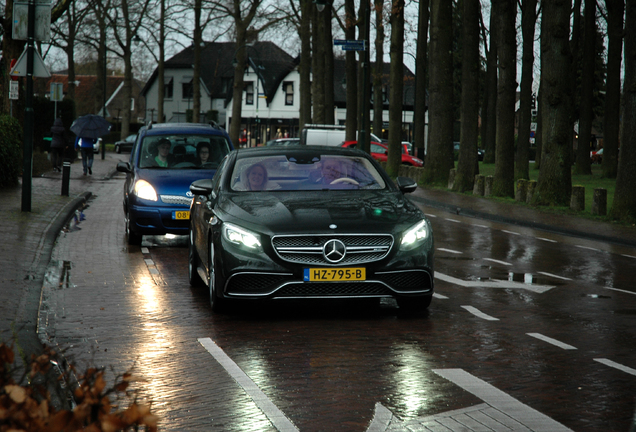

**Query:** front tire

left=208, top=241, right=226, bottom=313
left=188, top=231, right=203, bottom=287
left=125, top=211, right=142, bottom=245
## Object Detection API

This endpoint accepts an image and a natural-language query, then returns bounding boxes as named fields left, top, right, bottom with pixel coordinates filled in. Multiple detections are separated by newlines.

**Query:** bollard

left=61, top=160, right=71, bottom=196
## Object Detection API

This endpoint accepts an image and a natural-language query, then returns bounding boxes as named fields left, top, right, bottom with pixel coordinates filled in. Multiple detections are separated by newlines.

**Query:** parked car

left=93, top=138, right=102, bottom=154
left=116, top=123, right=233, bottom=245
left=188, top=145, right=434, bottom=312
left=265, top=138, right=300, bottom=146
left=341, top=141, right=424, bottom=167
left=591, top=148, right=603, bottom=164
left=114, top=134, right=137, bottom=153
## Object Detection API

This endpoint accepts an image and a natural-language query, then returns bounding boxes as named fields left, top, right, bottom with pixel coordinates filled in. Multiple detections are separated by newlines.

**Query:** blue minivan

left=116, top=123, right=233, bottom=245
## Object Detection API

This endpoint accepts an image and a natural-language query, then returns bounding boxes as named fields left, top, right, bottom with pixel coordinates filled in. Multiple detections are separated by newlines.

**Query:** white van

left=300, top=124, right=383, bottom=146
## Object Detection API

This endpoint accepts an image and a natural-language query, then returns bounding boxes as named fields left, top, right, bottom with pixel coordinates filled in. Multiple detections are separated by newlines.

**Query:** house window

left=164, top=77, right=173, bottom=99
left=284, top=81, right=293, bottom=105
left=182, top=76, right=193, bottom=99
left=245, top=81, right=254, bottom=105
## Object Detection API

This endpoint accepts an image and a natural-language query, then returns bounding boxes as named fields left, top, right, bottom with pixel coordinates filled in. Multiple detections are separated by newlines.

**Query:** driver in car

left=318, top=158, right=345, bottom=184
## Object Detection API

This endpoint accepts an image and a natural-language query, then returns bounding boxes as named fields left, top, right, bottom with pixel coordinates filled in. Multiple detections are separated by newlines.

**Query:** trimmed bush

left=0, top=115, right=23, bottom=187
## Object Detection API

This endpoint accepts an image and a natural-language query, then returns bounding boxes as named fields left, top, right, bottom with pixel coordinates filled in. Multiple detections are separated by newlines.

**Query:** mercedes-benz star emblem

left=323, top=239, right=346, bottom=263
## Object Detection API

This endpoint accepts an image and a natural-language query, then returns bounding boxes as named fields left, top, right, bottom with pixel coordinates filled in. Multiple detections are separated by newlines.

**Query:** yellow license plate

left=173, top=211, right=190, bottom=220
left=304, top=267, right=366, bottom=282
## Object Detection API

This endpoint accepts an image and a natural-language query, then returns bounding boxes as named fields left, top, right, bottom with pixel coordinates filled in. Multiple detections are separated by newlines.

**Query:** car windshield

left=230, top=154, right=386, bottom=191
left=138, top=134, right=231, bottom=169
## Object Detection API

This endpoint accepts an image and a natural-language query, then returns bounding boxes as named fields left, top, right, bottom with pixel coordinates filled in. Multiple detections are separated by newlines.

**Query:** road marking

left=141, top=247, right=150, bottom=254
left=366, top=403, right=393, bottom=432
left=537, top=271, right=572, bottom=281
left=461, top=306, right=499, bottom=321
left=501, top=229, right=520, bottom=236
left=433, top=369, right=574, bottom=431
left=483, top=257, right=512, bottom=266
left=527, top=333, right=577, bottom=350
left=425, top=213, right=437, bottom=218
left=594, top=358, right=636, bottom=376
left=621, top=254, right=636, bottom=259
left=198, top=338, right=299, bottom=432
left=536, top=237, right=558, bottom=243
left=433, top=293, right=448, bottom=299
left=475, top=224, right=488, bottom=229
left=144, top=258, right=154, bottom=266
left=445, top=218, right=461, bottom=223
left=575, top=245, right=600, bottom=252
left=601, top=286, right=636, bottom=296
left=437, top=248, right=463, bottom=254
left=435, top=272, right=555, bottom=293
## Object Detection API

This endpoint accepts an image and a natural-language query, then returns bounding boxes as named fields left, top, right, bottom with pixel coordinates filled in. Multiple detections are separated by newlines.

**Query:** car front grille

left=272, top=234, right=393, bottom=265
left=274, top=282, right=391, bottom=297
left=160, top=195, right=192, bottom=205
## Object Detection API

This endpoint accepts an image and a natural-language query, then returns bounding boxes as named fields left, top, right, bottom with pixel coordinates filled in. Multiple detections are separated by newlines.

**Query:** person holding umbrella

left=70, top=114, right=111, bottom=176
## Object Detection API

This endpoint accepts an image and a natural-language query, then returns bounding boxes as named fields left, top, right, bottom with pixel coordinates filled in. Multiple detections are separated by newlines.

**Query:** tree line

left=1, top=0, right=635, bottom=222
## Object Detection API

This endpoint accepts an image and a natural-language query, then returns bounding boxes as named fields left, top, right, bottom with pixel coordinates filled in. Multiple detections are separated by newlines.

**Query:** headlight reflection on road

left=390, top=343, right=434, bottom=417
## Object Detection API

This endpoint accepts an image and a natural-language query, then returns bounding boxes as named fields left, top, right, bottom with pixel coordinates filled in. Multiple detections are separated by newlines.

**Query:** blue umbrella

left=70, top=114, right=111, bottom=140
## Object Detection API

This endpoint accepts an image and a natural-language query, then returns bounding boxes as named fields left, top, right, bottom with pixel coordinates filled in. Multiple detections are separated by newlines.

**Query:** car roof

left=235, top=145, right=371, bottom=159
left=140, top=122, right=229, bottom=137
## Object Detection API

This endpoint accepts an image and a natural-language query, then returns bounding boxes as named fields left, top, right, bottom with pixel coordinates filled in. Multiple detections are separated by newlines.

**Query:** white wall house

left=142, top=41, right=424, bottom=146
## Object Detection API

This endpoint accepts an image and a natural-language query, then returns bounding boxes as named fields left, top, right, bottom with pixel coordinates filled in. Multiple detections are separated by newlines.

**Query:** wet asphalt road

left=41, top=173, right=636, bottom=432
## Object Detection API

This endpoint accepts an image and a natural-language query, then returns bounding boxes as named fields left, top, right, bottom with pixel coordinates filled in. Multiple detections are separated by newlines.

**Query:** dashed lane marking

left=601, top=286, right=636, bottom=296
left=594, top=359, right=636, bottom=377
left=501, top=230, right=520, bottom=236
left=198, top=337, right=299, bottom=432
left=483, top=258, right=512, bottom=266
left=437, top=248, right=463, bottom=254
left=445, top=218, right=462, bottom=223
left=433, top=293, right=449, bottom=299
left=621, top=254, right=636, bottom=259
left=527, top=333, right=577, bottom=350
left=537, top=271, right=572, bottom=281
left=461, top=306, right=499, bottom=321
left=575, top=245, right=601, bottom=252
left=536, top=237, right=558, bottom=243
left=435, top=272, right=555, bottom=293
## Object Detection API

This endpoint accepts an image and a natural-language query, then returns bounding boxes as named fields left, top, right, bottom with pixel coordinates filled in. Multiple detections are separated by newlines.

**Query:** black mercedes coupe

left=188, top=145, right=434, bottom=312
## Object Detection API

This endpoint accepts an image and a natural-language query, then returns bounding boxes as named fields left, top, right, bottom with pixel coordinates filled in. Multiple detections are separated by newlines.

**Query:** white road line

left=445, top=218, right=461, bottom=223
left=366, top=403, right=393, bottom=432
left=141, top=247, right=150, bottom=254
left=437, top=248, right=463, bottom=254
left=601, top=286, right=636, bottom=296
left=198, top=338, right=299, bottom=432
left=425, top=213, right=437, bottom=218
left=433, top=293, right=449, bottom=299
left=435, top=272, right=555, bottom=293
left=501, top=230, right=520, bottom=236
left=475, top=224, right=488, bottom=229
left=575, top=245, right=600, bottom=252
left=594, top=359, right=636, bottom=376
left=461, top=306, right=499, bottom=321
left=483, top=257, right=512, bottom=266
left=537, top=271, right=572, bottom=281
left=144, top=259, right=154, bottom=266
left=527, top=333, right=577, bottom=350
left=433, top=369, right=574, bottom=431
left=536, top=237, right=558, bottom=243
left=621, top=254, right=636, bottom=259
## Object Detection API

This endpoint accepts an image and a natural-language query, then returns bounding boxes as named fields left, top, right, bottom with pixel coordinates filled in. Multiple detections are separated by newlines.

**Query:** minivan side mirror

left=116, top=161, right=132, bottom=173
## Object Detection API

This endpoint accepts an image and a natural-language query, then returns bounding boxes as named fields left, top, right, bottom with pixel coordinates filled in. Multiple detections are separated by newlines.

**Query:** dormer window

left=284, top=82, right=294, bottom=105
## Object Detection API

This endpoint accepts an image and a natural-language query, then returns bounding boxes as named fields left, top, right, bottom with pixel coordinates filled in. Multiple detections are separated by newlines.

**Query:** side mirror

left=190, top=178, right=214, bottom=196
left=396, top=176, right=417, bottom=194
left=116, top=161, right=132, bottom=173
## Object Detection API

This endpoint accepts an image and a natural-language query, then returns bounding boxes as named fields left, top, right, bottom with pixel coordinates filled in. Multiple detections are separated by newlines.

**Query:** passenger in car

left=236, top=162, right=280, bottom=191
left=195, top=142, right=212, bottom=165
left=150, top=138, right=175, bottom=167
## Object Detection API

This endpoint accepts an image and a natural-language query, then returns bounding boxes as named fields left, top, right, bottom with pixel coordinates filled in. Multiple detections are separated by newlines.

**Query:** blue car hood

left=219, top=190, right=423, bottom=234
left=139, top=168, right=216, bottom=199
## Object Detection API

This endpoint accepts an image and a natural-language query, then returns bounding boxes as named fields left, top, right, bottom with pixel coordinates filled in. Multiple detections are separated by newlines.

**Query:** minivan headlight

left=401, top=219, right=430, bottom=250
left=222, top=223, right=262, bottom=251
left=134, top=180, right=158, bottom=201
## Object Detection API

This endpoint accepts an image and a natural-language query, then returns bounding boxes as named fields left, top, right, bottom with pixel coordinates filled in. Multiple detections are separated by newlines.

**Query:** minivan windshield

left=139, top=134, right=232, bottom=169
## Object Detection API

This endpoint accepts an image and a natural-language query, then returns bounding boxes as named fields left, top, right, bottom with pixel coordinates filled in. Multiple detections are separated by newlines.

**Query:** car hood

left=139, top=168, right=216, bottom=197
left=218, top=190, right=424, bottom=234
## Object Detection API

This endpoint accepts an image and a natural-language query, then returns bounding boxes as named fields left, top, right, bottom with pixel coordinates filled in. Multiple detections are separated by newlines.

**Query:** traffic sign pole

left=22, top=0, right=36, bottom=212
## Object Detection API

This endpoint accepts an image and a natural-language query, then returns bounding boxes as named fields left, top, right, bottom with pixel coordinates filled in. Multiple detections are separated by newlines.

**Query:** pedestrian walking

left=50, top=118, right=66, bottom=172
left=75, top=135, right=96, bottom=176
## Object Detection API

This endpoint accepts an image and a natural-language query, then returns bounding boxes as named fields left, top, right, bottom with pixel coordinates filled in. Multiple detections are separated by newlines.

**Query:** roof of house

left=142, top=41, right=298, bottom=105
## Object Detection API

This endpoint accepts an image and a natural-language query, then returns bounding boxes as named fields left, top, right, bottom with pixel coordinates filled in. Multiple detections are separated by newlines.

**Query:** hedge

left=0, top=115, right=23, bottom=187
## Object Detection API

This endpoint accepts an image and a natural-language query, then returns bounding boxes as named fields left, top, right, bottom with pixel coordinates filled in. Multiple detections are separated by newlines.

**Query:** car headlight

left=222, top=223, right=262, bottom=251
left=401, top=219, right=430, bottom=250
left=134, top=180, right=158, bottom=201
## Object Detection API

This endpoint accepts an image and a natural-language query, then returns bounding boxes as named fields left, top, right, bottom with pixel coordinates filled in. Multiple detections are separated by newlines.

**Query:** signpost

left=334, top=39, right=366, bottom=51
left=50, top=82, right=63, bottom=119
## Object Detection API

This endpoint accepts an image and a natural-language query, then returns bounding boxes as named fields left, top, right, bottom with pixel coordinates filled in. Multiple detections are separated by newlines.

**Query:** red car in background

left=341, top=141, right=424, bottom=167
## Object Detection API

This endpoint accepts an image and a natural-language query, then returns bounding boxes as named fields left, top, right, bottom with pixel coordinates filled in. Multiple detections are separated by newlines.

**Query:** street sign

left=333, top=39, right=366, bottom=51
left=10, top=46, right=51, bottom=78
left=12, top=1, right=52, bottom=42
left=50, top=82, right=63, bottom=101
left=9, top=81, right=19, bottom=100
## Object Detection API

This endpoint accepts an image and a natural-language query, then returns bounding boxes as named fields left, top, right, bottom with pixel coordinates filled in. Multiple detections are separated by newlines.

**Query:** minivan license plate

left=173, top=211, right=190, bottom=220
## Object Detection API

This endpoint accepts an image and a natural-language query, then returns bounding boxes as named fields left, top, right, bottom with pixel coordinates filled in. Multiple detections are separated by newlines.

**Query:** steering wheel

left=330, top=177, right=359, bottom=185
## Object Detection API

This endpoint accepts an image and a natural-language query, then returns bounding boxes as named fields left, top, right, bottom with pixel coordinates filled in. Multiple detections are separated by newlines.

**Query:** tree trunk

left=192, top=0, right=202, bottom=123
left=492, top=0, right=516, bottom=198
left=534, top=80, right=543, bottom=169
left=373, top=0, right=385, bottom=141
left=482, top=1, right=498, bottom=164
left=574, top=0, right=595, bottom=175
left=602, top=0, right=624, bottom=179
left=386, top=0, right=404, bottom=177
left=610, top=0, right=636, bottom=222
left=157, top=0, right=165, bottom=123
left=230, top=30, right=248, bottom=146
left=344, top=0, right=357, bottom=140
left=357, top=0, right=372, bottom=154
left=515, top=0, right=538, bottom=181
left=299, top=0, right=312, bottom=130
left=312, top=7, right=325, bottom=124
left=413, top=0, right=429, bottom=158
left=323, top=6, right=335, bottom=124
left=533, top=0, right=573, bottom=206
left=453, top=0, right=480, bottom=192
left=422, top=0, right=454, bottom=185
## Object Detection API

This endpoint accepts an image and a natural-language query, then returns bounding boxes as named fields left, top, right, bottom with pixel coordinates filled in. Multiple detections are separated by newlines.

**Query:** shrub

left=0, top=115, right=23, bottom=187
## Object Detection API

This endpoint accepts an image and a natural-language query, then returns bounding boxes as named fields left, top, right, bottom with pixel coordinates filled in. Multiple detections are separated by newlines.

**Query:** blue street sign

left=333, top=39, right=366, bottom=51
